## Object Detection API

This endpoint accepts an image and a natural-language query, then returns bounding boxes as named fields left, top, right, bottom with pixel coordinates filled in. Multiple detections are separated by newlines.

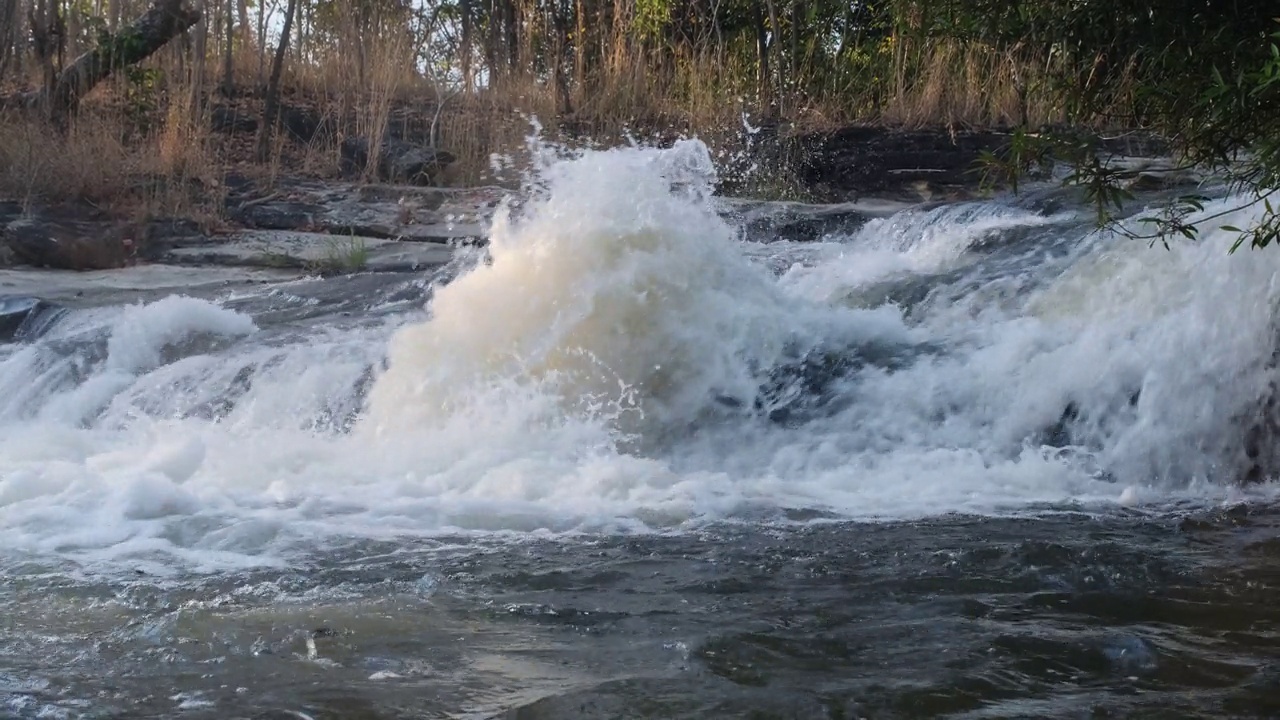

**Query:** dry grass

left=0, top=88, right=223, bottom=223
left=881, top=39, right=1058, bottom=129
left=0, top=26, right=1128, bottom=213
left=0, top=110, right=137, bottom=208
left=429, top=49, right=758, bottom=185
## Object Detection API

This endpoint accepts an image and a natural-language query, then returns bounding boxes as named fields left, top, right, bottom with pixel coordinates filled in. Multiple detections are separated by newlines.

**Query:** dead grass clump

left=0, top=91, right=224, bottom=224
left=881, top=39, right=1058, bottom=129
left=143, top=97, right=223, bottom=222
left=0, top=110, right=137, bottom=207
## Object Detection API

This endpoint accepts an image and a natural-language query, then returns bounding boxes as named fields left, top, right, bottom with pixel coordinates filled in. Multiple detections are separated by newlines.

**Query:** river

left=1, top=140, right=1277, bottom=719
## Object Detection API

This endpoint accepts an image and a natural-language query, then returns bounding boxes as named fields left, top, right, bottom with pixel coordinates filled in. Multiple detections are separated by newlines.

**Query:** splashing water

left=363, top=139, right=894, bottom=443
left=1, top=138, right=1279, bottom=571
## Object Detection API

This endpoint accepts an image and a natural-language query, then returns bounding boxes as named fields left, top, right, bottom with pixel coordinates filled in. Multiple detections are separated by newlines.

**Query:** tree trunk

left=485, top=0, right=499, bottom=84
left=44, top=0, right=201, bottom=121
left=460, top=0, right=472, bottom=90
left=235, top=0, right=247, bottom=41
left=29, top=0, right=63, bottom=97
left=551, top=0, right=570, bottom=114
left=573, top=0, right=585, bottom=92
left=190, top=0, right=206, bottom=109
left=220, top=0, right=232, bottom=94
left=789, top=0, right=799, bottom=84
left=255, top=0, right=296, bottom=162
left=66, top=1, right=82, bottom=57
left=0, top=0, right=19, bottom=75
left=754, top=0, right=770, bottom=107
left=504, top=0, right=517, bottom=75
left=254, top=0, right=265, bottom=86
left=762, top=0, right=780, bottom=112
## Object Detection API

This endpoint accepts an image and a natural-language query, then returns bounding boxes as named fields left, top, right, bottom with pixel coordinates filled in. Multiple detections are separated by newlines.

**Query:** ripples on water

left=4, top=510, right=1280, bottom=718
left=2, top=140, right=1280, bottom=717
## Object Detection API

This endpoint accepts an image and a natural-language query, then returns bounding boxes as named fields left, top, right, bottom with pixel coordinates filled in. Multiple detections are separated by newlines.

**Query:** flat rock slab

left=228, top=179, right=503, bottom=244
left=160, top=230, right=455, bottom=272
left=0, top=265, right=301, bottom=307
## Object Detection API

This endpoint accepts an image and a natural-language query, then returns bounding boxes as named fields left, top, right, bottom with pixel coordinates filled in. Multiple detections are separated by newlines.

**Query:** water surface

left=2, top=141, right=1278, bottom=718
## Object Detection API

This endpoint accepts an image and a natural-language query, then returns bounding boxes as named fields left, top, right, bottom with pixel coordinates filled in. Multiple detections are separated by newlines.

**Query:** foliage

left=959, top=1, right=1280, bottom=250
left=316, top=232, right=369, bottom=273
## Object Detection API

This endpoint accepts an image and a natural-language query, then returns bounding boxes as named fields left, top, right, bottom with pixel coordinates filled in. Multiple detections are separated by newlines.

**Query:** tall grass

left=0, top=23, right=1128, bottom=208
left=0, top=109, right=136, bottom=208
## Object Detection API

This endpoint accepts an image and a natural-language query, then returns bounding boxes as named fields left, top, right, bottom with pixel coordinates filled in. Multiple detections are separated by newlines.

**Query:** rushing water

left=1, top=140, right=1279, bottom=718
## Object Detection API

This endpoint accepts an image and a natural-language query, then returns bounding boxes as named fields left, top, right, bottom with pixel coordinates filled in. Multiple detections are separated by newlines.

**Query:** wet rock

left=0, top=296, right=48, bottom=341
left=158, top=229, right=453, bottom=273
left=753, top=340, right=936, bottom=426
left=340, top=136, right=456, bottom=185
left=1240, top=382, right=1280, bottom=485
left=1125, top=169, right=1203, bottom=192
left=717, top=197, right=907, bottom=243
left=0, top=202, right=23, bottom=267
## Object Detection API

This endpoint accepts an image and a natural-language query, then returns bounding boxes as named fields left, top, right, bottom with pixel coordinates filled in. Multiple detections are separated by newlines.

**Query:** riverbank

left=1, top=121, right=1191, bottom=273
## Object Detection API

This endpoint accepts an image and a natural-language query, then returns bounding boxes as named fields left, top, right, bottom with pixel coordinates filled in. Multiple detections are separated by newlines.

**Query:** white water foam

left=1, top=140, right=1278, bottom=571
left=363, top=139, right=896, bottom=443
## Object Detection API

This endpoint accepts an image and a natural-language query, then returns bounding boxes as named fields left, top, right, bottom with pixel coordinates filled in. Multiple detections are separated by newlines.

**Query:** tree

left=256, top=0, right=299, bottom=161
left=0, top=0, right=20, bottom=76
left=5, top=0, right=201, bottom=125
left=960, top=0, right=1280, bottom=250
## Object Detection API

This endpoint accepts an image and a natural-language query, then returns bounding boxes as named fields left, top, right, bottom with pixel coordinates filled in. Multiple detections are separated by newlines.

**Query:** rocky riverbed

left=0, top=176, right=910, bottom=276
left=1, top=127, right=1196, bottom=278
left=3, top=137, right=1277, bottom=720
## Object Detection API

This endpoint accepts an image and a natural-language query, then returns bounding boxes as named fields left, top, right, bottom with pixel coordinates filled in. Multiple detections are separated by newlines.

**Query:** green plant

left=314, top=232, right=369, bottom=274
left=968, top=6, right=1280, bottom=251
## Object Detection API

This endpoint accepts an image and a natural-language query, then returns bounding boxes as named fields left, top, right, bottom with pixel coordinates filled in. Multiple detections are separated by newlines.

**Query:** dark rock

left=279, top=104, right=333, bottom=144
left=136, top=217, right=209, bottom=261
left=340, top=136, right=456, bottom=185
left=791, top=127, right=1009, bottom=202
left=0, top=200, right=22, bottom=226
left=1088, top=130, right=1171, bottom=158
left=0, top=296, right=64, bottom=342
left=233, top=200, right=328, bottom=231
left=1241, top=381, right=1280, bottom=485
left=782, top=126, right=1171, bottom=202
left=209, top=104, right=257, bottom=134
left=0, top=297, right=45, bottom=341
left=209, top=102, right=333, bottom=143
left=719, top=198, right=896, bottom=243
left=2, top=214, right=134, bottom=270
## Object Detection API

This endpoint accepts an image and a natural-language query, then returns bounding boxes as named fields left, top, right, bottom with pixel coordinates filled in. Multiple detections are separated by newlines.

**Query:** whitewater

left=5, top=138, right=1280, bottom=719
left=0, top=140, right=1278, bottom=573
